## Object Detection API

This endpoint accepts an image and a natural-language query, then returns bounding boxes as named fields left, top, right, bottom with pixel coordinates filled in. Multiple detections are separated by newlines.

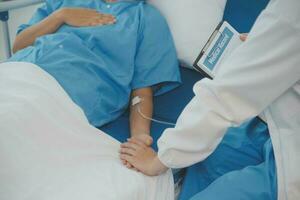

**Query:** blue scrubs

left=179, top=119, right=277, bottom=200
left=9, top=0, right=181, bottom=126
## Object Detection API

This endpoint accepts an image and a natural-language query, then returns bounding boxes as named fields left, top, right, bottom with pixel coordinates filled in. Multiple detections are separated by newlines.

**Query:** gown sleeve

left=157, top=0, right=300, bottom=168
left=131, top=4, right=181, bottom=95
left=17, top=0, right=62, bottom=34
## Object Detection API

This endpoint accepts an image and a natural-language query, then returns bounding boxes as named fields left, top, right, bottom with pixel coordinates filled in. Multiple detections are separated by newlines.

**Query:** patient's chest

left=32, top=1, right=142, bottom=81
left=52, top=1, right=140, bottom=64
left=56, top=0, right=140, bottom=51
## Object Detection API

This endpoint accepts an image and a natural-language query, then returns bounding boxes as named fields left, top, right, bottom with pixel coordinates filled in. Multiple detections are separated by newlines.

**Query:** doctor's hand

left=55, top=8, right=116, bottom=27
left=120, top=138, right=168, bottom=176
left=240, top=33, right=248, bottom=41
left=121, top=134, right=153, bottom=169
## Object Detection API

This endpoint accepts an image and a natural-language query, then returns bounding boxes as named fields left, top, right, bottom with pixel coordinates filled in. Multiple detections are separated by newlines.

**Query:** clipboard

left=193, top=21, right=242, bottom=79
left=192, top=21, right=267, bottom=124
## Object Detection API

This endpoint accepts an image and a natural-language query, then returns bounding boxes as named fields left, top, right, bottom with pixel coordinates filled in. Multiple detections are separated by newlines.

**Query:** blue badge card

left=193, top=21, right=242, bottom=78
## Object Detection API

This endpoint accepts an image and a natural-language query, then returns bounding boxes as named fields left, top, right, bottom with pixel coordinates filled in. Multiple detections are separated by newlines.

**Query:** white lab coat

left=157, top=0, right=300, bottom=199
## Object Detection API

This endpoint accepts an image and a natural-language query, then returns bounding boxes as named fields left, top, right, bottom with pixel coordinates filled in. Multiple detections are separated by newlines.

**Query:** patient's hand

left=132, top=134, right=153, bottom=146
left=56, top=8, right=116, bottom=27
left=120, top=138, right=168, bottom=176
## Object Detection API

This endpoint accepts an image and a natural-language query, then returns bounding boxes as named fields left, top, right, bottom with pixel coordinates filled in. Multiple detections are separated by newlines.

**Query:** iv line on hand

left=132, top=96, right=176, bottom=126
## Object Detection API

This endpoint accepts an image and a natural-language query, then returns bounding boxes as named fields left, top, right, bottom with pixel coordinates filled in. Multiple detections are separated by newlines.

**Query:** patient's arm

left=121, top=87, right=153, bottom=169
left=13, top=8, right=115, bottom=53
left=129, top=87, right=153, bottom=146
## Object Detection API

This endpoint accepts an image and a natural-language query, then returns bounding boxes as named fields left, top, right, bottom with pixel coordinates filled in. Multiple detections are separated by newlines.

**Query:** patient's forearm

left=130, top=88, right=153, bottom=138
left=12, top=10, right=64, bottom=53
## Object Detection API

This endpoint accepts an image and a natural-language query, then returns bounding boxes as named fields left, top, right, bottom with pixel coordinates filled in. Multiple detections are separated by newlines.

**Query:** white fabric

left=157, top=0, right=300, bottom=199
left=0, top=62, right=174, bottom=200
left=148, top=0, right=227, bottom=68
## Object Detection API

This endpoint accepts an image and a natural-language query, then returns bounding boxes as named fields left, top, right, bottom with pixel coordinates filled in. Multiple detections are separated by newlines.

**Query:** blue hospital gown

left=9, top=0, right=181, bottom=126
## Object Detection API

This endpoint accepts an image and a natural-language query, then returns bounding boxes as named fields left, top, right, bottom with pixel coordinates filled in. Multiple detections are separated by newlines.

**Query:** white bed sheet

left=0, top=62, right=174, bottom=200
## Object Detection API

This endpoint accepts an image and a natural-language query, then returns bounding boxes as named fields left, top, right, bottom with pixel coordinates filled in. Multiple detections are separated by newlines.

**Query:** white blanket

left=0, top=62, right=174, bottom=200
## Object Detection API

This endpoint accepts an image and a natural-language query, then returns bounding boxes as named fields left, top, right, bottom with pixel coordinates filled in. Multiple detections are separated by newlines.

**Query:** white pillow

left=148, top=0, right=227, bottom=68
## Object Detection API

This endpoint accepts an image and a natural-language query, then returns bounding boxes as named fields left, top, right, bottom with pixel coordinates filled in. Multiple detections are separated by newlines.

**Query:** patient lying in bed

left=8, top=0, right=180, bottom=150
left=1, top=0, right=180, bottom=198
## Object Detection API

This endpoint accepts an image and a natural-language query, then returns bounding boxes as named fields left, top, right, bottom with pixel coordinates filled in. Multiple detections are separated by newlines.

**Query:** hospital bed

left=0, top=0, right=269, bottom=199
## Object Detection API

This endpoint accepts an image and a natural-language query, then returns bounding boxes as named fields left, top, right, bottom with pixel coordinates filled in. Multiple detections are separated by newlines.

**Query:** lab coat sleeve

left=157, top=0, right=300, bottom=168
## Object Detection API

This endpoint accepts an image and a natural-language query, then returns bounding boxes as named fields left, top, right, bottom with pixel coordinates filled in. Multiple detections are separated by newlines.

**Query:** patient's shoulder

left=143, top=2, right=165, bottom=19
left=139, top=2, right=168, bottom=26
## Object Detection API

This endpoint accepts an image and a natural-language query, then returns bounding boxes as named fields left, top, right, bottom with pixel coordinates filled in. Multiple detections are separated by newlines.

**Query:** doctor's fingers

left=121, top=158, right=138, bottom=171
left=120, top=146, right=138, bottom=156
left=120, top=142, right=143, bottom=151
left=95, top=14, right=116, bottom=21
left=97, top=14, right=115, bottom=20
left=120, top=154, right=135, bottom=165
left=240, top=33, right=248, bottom=41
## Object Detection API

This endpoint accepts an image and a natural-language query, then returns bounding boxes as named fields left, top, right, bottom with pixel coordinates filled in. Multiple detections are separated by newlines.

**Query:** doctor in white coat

left=120, top=0, right=300, bottom=199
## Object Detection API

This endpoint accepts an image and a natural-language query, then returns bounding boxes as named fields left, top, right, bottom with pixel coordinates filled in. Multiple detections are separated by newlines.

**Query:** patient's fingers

left=102, top=14, right=116, bottom=21
left=126, top=162, right=133, bottom=169
left=92, top=18, right=115, bottom=26
left=121, top=159, right=132, bottom=168
left=97, top=17, right=115, bottom=24
left=88, top=20, right=114, bottom=26
left=88, top=13, right=116, bottom=26
left=63, top=8, right=116, bottom=27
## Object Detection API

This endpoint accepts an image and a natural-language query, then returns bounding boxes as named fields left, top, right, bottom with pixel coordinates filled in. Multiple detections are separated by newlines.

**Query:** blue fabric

left=223, top=0, right=270, bottom=33
left=189, top=138, right=277, bottom=200
left=8, top=0, right=181, bottom=127
left=178, top=119, right=277, bottom=200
